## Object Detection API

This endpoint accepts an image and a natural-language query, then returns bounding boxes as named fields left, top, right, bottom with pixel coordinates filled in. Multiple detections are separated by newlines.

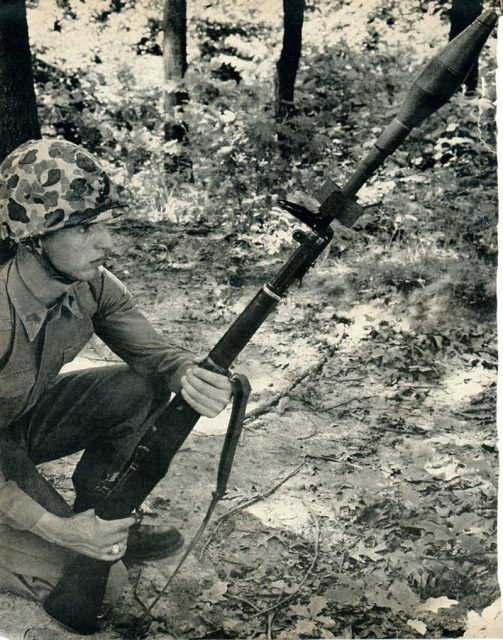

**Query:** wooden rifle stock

left=43, top=11, right=496, bottom=635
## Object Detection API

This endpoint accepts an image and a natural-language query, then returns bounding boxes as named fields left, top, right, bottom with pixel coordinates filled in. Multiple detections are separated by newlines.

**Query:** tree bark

left=0, top=0, right=40, bottom=161
left=274, top=0, right=305, bottom=121
left=449, top=0, right=483, bottom=95
left=162, top=0, right=188, bottom=142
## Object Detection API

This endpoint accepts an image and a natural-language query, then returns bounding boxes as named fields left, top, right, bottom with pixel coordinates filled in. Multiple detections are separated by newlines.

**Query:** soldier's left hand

left=181, top=367, right=232, bottom=417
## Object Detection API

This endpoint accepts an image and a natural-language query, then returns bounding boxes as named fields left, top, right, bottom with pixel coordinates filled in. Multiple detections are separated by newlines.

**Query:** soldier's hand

left=35, top=509, right=135, bottom=561
left=181, top=367, right=232, bottom=418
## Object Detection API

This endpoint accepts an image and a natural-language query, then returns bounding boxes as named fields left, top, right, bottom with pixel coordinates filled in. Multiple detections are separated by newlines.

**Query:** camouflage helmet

left=0, top=139, right=125, bottom=242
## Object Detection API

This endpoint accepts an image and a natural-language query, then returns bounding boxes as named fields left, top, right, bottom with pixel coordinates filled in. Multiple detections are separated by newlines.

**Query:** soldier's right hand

left=34, top=509, right=136, bottom=561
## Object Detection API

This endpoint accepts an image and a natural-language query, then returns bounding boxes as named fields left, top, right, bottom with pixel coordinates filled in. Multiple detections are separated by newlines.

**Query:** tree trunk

left=274, top=0, right=305, bottom=121
left=162, top=0, right=188, bottom=142
left=449, top=0, right=483, bottom=95
left=0, top=0, right=40, bottom=161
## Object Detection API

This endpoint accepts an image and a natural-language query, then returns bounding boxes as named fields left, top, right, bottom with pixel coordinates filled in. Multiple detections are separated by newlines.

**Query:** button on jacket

left=0, top=245, right=193, bottom=531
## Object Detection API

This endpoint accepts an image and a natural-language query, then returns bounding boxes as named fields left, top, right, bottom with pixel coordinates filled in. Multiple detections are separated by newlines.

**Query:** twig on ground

left=422, top=553, right=497, bottom=561
left=224, top=593, right=260, bottom=612
left=338, top=550, right=346, bottom=576
left=266, top=586, right=284, bottom=639
left=297, top=415, right=320, bottom=440
left=305, top=452, right=362, bottom=468
left=399, top=383, right=439, bottom=389
left=249, top=503, right=321, bottom=619
left=266, top=611, right=274, bottom=640
left=323, top=396, right=371, bottom=411
left=219, top=556, right=257, bottom=570
left=371, top=425, right=420, bottom=436
left=244, top=356, right=328, bottom=425
left=454, top=409, right=493, bottom=420
left=199, top=459, right=306, bottom=558
left=131, top=567, right=149, bottom=614
left=305, top=453, right=340, bottom=463
left=256, top=432, right=360, bottom=468
left=297, top=426, right=318, bottom=440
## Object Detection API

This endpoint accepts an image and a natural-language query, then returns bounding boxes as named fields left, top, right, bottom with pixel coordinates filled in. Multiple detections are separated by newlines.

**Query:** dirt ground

left=0, top=228, right=499, bottom=640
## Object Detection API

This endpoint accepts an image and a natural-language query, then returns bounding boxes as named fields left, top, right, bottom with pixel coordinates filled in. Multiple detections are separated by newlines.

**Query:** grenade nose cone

left=477, top=10, right=498, bottom=32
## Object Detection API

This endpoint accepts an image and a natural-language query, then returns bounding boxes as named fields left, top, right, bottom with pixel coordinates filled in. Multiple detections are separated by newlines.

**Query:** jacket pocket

left=0, top=366, right=36, bottom=399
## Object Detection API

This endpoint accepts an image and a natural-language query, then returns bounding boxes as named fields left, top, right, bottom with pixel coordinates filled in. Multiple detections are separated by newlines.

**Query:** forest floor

left=0, top=221, right=499, bottom=640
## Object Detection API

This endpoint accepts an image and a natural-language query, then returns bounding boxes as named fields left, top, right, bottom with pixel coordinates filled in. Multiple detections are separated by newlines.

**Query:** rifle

left=43, top=11, right=497, bottom=635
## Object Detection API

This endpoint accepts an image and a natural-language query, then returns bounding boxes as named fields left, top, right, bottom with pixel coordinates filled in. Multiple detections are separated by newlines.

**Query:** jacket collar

left=7, top=245, right=83, bottom=341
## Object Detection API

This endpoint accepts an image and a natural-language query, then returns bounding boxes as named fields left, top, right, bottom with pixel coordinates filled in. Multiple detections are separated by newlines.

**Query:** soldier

left=0, top=138, right=232, bottom=604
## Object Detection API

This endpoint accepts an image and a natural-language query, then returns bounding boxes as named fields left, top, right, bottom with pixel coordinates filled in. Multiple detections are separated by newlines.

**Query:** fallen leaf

left=389, top=580, right=420, bottom=613
left=402, top=463, right=429, bottom=482
left=270, top=579, right=288, bottom=591
left=457, top=533, right=488, bottom=555
left=290, top=604, right=310, bottom=617
left=464, top=599, right=503, bottom=637
left=408, top=619, right=427, bottom=635
left=350, top=540, right=387, bottom=562
left=223, top=619, right=242, bottom=632
left=308, top=595, right=329, bottom=616
left=404, top=519, right=452, bottom=541
left=425, top=461, right=460, bottom=481
left=419, top=596, right=459, bottom=613
left=366, top=590, right=395, bottom=609
left=293, top=619, right=317, bottom=636
left=324, top=583, right=363, bottom=607
left=199, top=580, right=228, bottom=604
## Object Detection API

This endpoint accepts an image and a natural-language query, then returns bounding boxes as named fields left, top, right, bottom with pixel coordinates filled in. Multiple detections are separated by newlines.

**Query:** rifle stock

left=43, top=10, right=496, bottom=634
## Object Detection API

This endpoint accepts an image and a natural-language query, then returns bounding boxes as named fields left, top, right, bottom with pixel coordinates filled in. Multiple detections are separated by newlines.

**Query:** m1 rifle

left=43, top=11, right=497, bottom=635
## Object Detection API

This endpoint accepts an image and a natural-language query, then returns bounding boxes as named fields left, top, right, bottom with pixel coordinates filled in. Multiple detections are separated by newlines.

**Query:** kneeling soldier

left=0, top=138, right=231, bottom=603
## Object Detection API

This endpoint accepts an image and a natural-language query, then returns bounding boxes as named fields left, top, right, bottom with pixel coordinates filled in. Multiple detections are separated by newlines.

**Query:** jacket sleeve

left=0, top=474, right=47, bottom=530
left=91, top=268, right=194, bottom=391
left=0, top=272, right=47, bottom=530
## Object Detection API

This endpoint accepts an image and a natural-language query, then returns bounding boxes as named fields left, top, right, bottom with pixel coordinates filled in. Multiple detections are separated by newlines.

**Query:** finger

left=73, top=540, right=126, bottom=560
left=100, top=530, right=131, bottom=549
left=184, top=373, right=230, bottom=403
left=105, top=530, right=130, bottom=546
left=190, top=367, right=232, bottom=390
left=101, top=536, right=128, bottom=553
left=182, top=376, right=227, bottom=409
left=181, top=385, right=223, bottom=414
left=97, top=514, right=136, bottom=531
left=181, top=389, right=220, bottom=418
left=103, top=544, right=127, bottom=561
left=182, top=385, right=226, bottom=416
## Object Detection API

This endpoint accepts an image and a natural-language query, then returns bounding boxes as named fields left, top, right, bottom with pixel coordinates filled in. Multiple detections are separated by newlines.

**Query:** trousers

left=0, top=365, right=167, bottom=602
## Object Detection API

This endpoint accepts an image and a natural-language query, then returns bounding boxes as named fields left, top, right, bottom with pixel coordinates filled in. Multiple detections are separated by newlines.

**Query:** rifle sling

left=137, top=372, right=251, bottom=629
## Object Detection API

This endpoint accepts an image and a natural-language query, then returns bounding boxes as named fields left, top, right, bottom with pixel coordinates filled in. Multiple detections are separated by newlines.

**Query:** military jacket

left=0, top=245, right=192, bottom=530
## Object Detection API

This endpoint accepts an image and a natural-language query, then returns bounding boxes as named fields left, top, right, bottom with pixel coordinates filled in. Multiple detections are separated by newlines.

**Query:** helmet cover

left=0, top=139, right=125, bottom=241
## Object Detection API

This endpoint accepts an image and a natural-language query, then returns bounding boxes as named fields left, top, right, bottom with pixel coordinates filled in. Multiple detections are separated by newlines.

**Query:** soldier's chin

left=83, top=265, right=101, bottom=280
left=64, top=265, right=100, bottom=282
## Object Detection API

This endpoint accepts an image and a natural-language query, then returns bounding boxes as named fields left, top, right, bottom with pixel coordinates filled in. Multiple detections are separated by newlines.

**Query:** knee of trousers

left=102, top=367, right=162, bottom=423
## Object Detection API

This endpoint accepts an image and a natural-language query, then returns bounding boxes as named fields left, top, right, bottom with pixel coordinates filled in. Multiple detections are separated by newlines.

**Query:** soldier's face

left=40, top=221, right=113, bottom=281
